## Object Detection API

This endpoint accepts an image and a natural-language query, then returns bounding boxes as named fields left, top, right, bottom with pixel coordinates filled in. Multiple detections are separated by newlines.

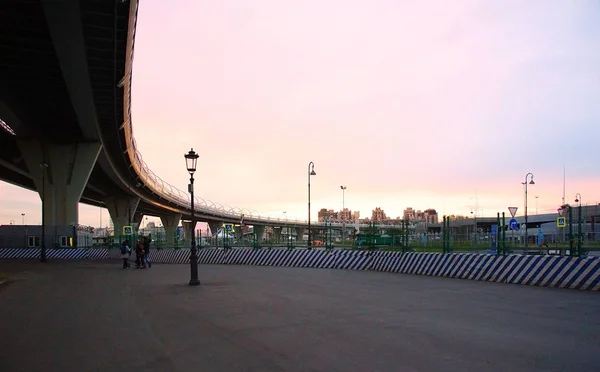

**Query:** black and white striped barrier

left=1, top=248, right=598, bottom=291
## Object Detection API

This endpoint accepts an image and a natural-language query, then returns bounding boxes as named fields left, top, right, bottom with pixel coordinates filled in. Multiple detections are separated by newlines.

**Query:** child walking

left=120, top=239, right=131, bottom=269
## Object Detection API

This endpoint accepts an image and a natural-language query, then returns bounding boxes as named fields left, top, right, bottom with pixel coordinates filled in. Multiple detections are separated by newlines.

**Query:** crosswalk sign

left=224, top=224, right=233, bottom=232
left=123, top=226, right=133, bottom=235
left=556, top=217, right=566, bottom=228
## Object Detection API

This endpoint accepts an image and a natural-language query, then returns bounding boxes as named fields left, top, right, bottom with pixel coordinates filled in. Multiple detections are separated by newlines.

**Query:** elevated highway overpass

left=0, top=0, right=406, bottom=247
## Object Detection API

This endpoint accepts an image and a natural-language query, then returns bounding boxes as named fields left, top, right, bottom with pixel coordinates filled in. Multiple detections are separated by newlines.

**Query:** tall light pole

left=21, top=213, right=25, bottom=225
left=185, top=148, right=200, bottom=286
left=470, top=196, right=478, bottom=249
left=535, top=196, right=539, bottom=215
left=40, top=162, right=48, bottom=262
left=340, top=186, right=347, bottom=242
left=522, top=172, right=535, bottom=248
left=307, top=161, right=316, bottom=248
left=575, top=193, right=582, bottom=255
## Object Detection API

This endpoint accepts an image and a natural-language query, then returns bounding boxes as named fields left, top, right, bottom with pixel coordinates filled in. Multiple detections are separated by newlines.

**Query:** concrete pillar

left=208, top=222, right=221, bottom=236
left=160, top=214, right=181, bottom=247
left=253, top=225, right=266, bottom=242
left=19, top=140, right=101, bottom=229
left=235, top=226, right=244, bottom=242
left=207, top=222, right=221, bottom=247
left=132, top=212, right=144, bottom=233
left=296, top=227, right=305, bottom=242
left=182, top=220, right=196, bottom=243
left=105, top=197, right=140, bottom=237
left=272, top=227, right=282, bottom=244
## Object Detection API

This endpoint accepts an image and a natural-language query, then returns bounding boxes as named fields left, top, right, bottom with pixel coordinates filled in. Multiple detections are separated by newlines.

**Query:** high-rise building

left=424, top=209, right=438, bottom=224
left=403, top=207, right=438, bottom=223
left=318, top=208, right=336, bottom=222
left=338, top=208, right=352, bottom=222
left=371, top=207, right=387, bottom=221
left=403, top=207, right=415, bottom=222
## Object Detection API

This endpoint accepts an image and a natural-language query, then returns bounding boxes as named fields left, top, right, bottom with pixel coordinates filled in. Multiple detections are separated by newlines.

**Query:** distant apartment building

left=319, top=208, right=358, bottom=222
left=318, top=208, right=336, bottom=222
left=403, top=207, right=438, bottom=223
left=403, top=208, right=415, bottom=222
left=423, top=209, right=439, bottom=224
left=371, top=207, right=387, bottom=221
left=338, top=208, right=353, bottom=222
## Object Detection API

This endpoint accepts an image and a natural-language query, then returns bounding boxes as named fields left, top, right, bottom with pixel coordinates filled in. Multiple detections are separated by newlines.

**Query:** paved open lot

left=0, top=260, right=598, bottom=372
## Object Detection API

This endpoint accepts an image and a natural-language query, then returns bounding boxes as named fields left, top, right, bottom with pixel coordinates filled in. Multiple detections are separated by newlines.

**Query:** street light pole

left=522, top=172, right=535, bottom=249
left=340, top=185, right=346, bottom=242
left=185, top=148, right=200, bottom=286
left=21, top=213, right=25, bottom=225
left=575, top=193, right=582, bottom=256
left=307, top=161, right=316, bottom=248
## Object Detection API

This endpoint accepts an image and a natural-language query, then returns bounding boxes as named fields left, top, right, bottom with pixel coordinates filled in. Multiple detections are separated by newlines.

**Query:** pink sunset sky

left=1, top=0, right=599, bottom=227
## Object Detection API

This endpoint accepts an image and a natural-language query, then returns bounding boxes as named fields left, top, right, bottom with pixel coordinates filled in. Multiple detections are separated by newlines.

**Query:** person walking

left=135, top=238, right=146, bottom=269
left=143, top=236, right=152, bottom=268
left=120, top=239, right=131, bottom=269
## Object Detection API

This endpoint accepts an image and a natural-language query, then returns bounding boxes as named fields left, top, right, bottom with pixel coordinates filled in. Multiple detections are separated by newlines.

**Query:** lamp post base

left=189, top=278, right=201, bottom=286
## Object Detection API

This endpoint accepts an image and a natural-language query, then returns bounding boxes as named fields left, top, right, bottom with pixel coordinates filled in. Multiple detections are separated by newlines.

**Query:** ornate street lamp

left=185, top=148, right=200, bottom=286
left=522, top=172, right=535, bottom=249
left=340, top=186, right=347, bottom=243
left=575, top=193, right=583, bottom=255
left=307, top=161, right=316, bottom=248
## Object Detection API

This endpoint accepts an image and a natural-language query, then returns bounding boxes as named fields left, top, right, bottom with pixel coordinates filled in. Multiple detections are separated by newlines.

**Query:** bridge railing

left=116, top=1, right=404, bottom=229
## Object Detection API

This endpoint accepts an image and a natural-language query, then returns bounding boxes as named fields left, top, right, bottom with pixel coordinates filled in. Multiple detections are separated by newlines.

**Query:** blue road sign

left=509, top=218, right=519, bottom=230
left=491, top=225, right=498, bottom=234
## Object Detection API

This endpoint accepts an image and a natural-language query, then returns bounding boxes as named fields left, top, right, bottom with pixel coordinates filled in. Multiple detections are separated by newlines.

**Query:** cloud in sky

left=1, top=0, right=599, bottom=226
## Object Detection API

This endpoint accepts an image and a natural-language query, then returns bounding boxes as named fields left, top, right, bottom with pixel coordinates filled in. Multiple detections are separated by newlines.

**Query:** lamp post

left=535, top=196, right=539, bottom=215
left=21, top=213, right=25, bottom=225
left=575, top=193, right=582, bottom=255
left=40, top=162, right=48, bottom=262
left=470, top=196, right=479, bottom=249
left=522, top=172, right=535, bottom=249
left=185, top=148, right=200, bottom=286
left=340, top=185, right=347, bottom=243
left=307, top=161, right=316, bottom=248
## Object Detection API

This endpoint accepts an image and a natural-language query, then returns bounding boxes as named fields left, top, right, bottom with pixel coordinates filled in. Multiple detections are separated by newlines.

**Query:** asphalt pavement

left=0, top=260, right=598, bottom=372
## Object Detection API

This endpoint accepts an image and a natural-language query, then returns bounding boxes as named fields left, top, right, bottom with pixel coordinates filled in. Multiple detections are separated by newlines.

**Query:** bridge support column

left=132, top=212, right=144, bottom=233
left=253, top=225, right=265, bottom=242
left=160, top=214, right=181, bottom=247
left=19, top=140, right=101, bottom=245
left=296, top=227, right=305, bottom=243
left=105, top=197, right=140, bottom=238
left=207, top=222, right=221, bottom=247
left=235, top=226, right=244, bottom=243
left=182, top=220, right=196, bottom=244
left=272, top=227, right=282, bottom=244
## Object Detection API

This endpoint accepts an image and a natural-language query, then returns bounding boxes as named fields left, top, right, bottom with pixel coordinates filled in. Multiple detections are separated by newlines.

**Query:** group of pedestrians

left=120, top=236, right=152, bottom=269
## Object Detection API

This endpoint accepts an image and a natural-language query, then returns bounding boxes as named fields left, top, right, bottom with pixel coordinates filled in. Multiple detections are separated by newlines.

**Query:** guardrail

left=119, top=1, right=403, bottom=228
